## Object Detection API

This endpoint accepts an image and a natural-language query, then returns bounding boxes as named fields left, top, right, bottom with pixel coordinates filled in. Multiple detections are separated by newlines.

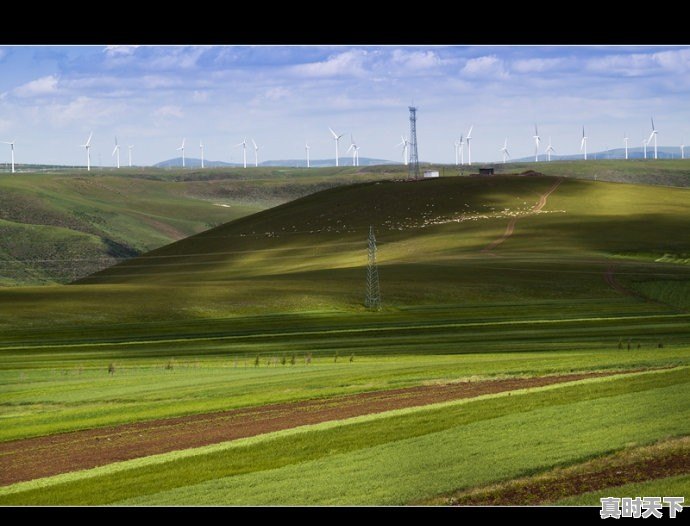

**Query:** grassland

left=0, top=166, right=391, bottom=285
left=1, top=165, right=690, bottom=505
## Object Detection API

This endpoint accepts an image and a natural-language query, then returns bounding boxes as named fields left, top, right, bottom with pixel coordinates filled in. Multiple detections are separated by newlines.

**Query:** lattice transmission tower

left=365, top=226, right=381, bottom=310
left=408, top=106, right=420, bottom=180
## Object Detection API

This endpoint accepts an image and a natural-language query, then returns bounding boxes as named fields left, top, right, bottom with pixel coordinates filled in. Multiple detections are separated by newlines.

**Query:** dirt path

left=604, top=264, right=634, bottom=296
left=430, top=436, right=690, bottom=505
left=482, top=177, right=563, bottom=253
left=0, top=370, right=629, bottom=486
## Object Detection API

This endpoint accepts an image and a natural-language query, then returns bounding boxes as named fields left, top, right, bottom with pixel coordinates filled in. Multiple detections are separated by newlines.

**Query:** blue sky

left=0, top=45, right=689, bottom=166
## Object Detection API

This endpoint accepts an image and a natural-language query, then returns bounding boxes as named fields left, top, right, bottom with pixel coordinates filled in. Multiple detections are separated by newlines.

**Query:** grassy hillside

left=0, top=167, right=393, bottom=285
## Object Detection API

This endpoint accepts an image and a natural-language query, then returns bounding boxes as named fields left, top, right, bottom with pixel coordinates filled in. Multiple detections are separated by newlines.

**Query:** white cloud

left=587, top=48, right=690, bottom=76
left=153, top=105, right=183, bottom=119
left=461, top=55, right=508, bottom=79
left=292, top=50, right=368, bottom=77
left=265, top=87, right=289, bottom=101
left=391, top=50, right=441, bottom=70
left=512, top=58, right=564, bottom=73
left=13, top=75, right=59, bottom=97
left=192, top=90, right=209, bottom=102
left=42, top=96, right=122, bottom=127
left=104, top=45, right=140, bottom=57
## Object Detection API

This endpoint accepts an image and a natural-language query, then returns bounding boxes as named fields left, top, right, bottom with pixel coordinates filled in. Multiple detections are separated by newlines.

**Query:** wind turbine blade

left=648, top=131, right=655, bottom=143
left=86, top=132, right=93, bottom=147
left=112, top=146, right=118, bottom=156
left=651, top=117, right=655, bottom=131
left=467, top=125, right=473, bottom=137
left=252, top=139, right=258, bottom=149
left=329, top=127, right=338, bottom=139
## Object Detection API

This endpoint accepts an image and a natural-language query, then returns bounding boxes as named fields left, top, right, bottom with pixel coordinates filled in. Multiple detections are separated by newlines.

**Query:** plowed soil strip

left=438, top=437, right=690, bottom=505
left=0, top=370, right=631, bottom=485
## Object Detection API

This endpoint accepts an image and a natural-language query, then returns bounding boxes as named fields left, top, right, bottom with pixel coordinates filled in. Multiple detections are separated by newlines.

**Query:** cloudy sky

left=0, top=45, right=689, bottom=166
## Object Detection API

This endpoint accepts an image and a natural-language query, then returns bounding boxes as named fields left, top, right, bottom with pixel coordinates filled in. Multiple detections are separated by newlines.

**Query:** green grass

left=555, top=474, right=690, bottom=505
left=1, top=367, right=686, bottom=505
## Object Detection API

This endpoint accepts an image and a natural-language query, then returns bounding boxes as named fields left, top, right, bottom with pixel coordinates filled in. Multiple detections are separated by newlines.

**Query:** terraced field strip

left=0, top=370, right=627, bottom=485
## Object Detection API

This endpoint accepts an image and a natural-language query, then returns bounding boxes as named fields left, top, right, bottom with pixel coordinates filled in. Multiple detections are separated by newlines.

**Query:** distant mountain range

left=154, top=157, right=397, bottom=169
left=511, top=146, right=685, bottom=163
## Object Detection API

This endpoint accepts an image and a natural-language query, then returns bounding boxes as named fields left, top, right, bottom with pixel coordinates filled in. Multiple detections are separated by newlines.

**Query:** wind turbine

left=545, top=137, right=555, bottom=161
left=329, top=127, right=344, bottom=167
left=305, top=141, right=310, bottom=168
left=624, top=132, right=629, bottom=160
left=177, top=138, right=186, bottom=168
left=2, top=140, right=15, bottom=173
left=454, top=139, right=461, bottom=165
left=580, top=127, right=588, bottom=160
left=251, top=139, right=259, bottom=167
left=643, top=138, right=648, bottom=159
left=533, top=124, right=541, bottom=162
left=466, top=125, right=474, bottom=166
left=459, top=134, right=465, bottom=165
left=680, top=141, right=685, bottom=160
left=649, top=118, right=658, bottom=159
left=112, top=137, right=121, bottom=169
left=235, top=139, right=247, bottom=168
left=346, top=134, right=359, bottom=166
left=81, top=132, right=93, bottom=172
left=128, top=145, right=134, bottom=167
left=500, top=138, right=510, bottom=164
left=199, top=141, right=205, bottom=168
left=396, top=135, right=409, bottom=165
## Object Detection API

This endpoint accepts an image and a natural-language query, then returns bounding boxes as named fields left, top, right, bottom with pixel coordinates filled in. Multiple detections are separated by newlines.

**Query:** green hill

left=0, top=167, right=391, bottom=285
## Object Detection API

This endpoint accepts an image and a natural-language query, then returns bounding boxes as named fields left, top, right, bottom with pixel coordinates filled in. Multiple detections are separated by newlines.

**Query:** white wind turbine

left=346, top=134, right=359, bottom=166
left=648, top=118, right=658, bottom=159
left=465, top=125, right=474, bottom=166
left=112, top=137, right=121, bottom=169
left=128, top=145, right=134, bottom=167
left=81, top=132, right=93, bottom=172
left=251, top=139, right=259, bottom=167
left=533, top=124, right=541, bottom=162
left=545, top=137, right=555, bottom=161
left=500, top=138, right=510, bottom=164
left=177, top=138, right=186, bottom=168
left=329, top=127, right=344, bottom=167
left=235, top=138, right=247, bottom=168
left=458, top=134, right=465, bottom=165
left=2, top=140, right=15, bottom=173
left=199, top=141, right=205, bottom=168
left=395, top=135, right=409, bottom=165
left=454, top=139, right=461, bottom=165
left=681, top=141, right=685, bottom=160
left=305, top=141, right=310, bottom=168
left=643, top=138, right=648, bottom=159
left=580, top=127, right=588, bottom=160
left=624, top=132, right=629, bottom=160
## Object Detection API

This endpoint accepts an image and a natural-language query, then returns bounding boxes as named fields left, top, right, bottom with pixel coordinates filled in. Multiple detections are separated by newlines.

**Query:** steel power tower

left=408, top=106, right=420, bottom=180
left=365, top=226, right=381, bottom=310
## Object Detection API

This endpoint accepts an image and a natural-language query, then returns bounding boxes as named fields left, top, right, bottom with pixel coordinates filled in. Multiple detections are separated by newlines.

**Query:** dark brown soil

left=0, top=370, right=631, bottom=486
left=440, top=438, right=690, bottom=505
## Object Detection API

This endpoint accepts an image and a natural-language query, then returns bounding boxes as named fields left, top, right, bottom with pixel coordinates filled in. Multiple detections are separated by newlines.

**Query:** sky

left=0, top=45, right=689, bottom=167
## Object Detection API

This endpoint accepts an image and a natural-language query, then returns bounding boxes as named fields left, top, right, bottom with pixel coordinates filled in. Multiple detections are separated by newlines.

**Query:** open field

left=1, top=167, right=690, bottom=505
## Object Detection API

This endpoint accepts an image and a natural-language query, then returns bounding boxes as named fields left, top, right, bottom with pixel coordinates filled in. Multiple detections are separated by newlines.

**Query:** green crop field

left=1, top=162, right=690, bottom=505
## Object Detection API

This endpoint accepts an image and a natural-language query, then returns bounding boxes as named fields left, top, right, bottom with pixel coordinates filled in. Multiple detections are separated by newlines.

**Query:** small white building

left=423, top=170, right=439, bottom=178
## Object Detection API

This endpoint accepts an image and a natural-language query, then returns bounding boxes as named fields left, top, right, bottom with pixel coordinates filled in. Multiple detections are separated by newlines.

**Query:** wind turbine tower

left=408, top=106, right=420, bottom=179
left=81, top=132, right=93, bottom=172
left=649, top=118, right=658, bottom=159
left=545, top=137, right=555, bottom=161
left=177, top=138, right=186, bottom=168
left=580, top=127, right=588, bottom=160
left=500, top=138, right=510, bottom=164
left=681, top=142, right=685, bottom=160
left=533, top=125, right=541, bottom=162
left=112, top=137, right=121, bottom=169
left=2, top=140, right=15, bottom=173
left=200, top=141, right=205, bottom=168
left=624, top=132, right=629, bottom=160
left=643, top=138, right=648, bottom=159
left=396, top=136, right=409, bottom=165
left=305, top=142, right=310, bottom=168
left=347, top=135, right=359, bottom=166
left=466, top=125, right=474, bottom=166
left=235, top=139, right=247, bottom=168
left=329, top=127, right=344, bottom=167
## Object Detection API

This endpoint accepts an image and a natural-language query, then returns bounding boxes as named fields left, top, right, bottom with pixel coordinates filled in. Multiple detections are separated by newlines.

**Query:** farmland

left=1, top=163, right=690, bottom=505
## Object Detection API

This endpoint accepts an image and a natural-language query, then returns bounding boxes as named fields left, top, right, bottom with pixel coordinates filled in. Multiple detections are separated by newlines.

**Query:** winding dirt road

left=482, top=177, right=563, bottom=253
